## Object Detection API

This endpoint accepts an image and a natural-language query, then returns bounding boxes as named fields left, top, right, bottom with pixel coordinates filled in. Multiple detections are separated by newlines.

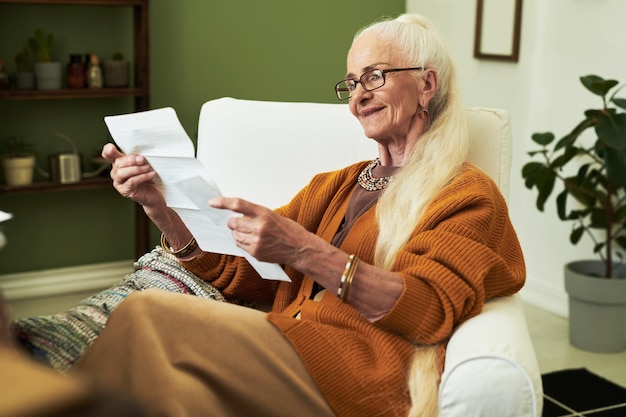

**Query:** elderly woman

left=63, top=13, right=524, bottom=417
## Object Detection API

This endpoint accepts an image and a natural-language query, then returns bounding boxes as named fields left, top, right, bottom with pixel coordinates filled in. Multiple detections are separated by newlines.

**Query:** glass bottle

left=67, top=54, right=85, bottom=89
left=87, top=54, right=103, bottom=88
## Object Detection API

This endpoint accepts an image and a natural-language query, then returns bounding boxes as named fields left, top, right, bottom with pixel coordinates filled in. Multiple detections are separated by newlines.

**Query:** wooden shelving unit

left=0, top=87, right=143, bottom=99
left=0, top=176, right=111, bottom=194
left=0, top=0, right=150, bottom=256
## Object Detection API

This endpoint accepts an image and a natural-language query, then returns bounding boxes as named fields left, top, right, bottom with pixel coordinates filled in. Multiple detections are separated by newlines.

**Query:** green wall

left=0, top=0, right=404, bottom=274
left=149, top=1, right=405, bottom=134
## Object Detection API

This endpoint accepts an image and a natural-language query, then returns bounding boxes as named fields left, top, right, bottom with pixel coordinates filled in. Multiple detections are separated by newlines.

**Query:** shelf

left=0, top=0, right=146, bottom=6
left=0, top=87, right=145, bottom=100
left=0, top=176, right=111, bottom=194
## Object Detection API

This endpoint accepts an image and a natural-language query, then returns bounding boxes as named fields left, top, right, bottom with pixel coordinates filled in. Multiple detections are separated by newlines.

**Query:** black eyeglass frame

left=334, top=67, right=424, bottom=100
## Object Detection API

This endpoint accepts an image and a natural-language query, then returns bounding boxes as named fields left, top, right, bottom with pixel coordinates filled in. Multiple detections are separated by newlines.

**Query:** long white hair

left=353, top=14, right=470, bottom=416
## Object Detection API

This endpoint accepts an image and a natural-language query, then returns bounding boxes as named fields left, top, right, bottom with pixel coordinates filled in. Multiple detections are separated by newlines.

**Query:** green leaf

left=565, top=174, right=597, bottom=208
left=567, top=209, right=589, bottom=220
left=593, top=242, right=605, bottom=253
left=551, top=145, right=581, bottom=169
left=29, top=29, right=53, bottom=62
left=573, top=116, right=596, bottom=137
left=556, top=189, right=568, bottom=220
left=604, top=147, right=626, bottom=189
left=576, top=163, right=591, bottom=183
left=536, top=175, right=556, bottom=211
left=531, top=132, right=554, bottom=146
left=521, top=162, right=546, bottom=188
left=584, top=109, right=605, bottom=119
left=615, top=205, right=626, bottom=222
left=555, top=133, right=578, bottom=151
left=616, top=236, right=626, bottom=250
left=589, top=169, right=609, bottom=194
left=535, top=170, right=556, bottom=212
left=596, top=113, right=626, bottom=149
left=581, top=75, right=618, bottom=96
left=613, top=97, right=626, bottom=110
left=589, top=208, right=607, bottom=229
left=570, top=226, right=584, bottom=244
left=527, top=150, right=546, bottom=158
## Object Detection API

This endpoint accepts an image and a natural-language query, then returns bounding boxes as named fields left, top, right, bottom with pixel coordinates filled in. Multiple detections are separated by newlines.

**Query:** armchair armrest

left=438, top=294, right=543, bottom=417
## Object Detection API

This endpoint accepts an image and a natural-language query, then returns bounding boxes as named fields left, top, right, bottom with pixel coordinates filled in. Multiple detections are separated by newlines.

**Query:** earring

left=418, top=106, right=429, bottom=120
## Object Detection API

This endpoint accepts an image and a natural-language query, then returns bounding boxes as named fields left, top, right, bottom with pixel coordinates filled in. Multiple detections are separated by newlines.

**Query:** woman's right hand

left=101, top=143, right=165, bottom=211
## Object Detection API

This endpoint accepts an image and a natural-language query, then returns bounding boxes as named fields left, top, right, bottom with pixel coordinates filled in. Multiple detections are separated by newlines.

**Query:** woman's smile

left=359, top=106, right=385, bottom=118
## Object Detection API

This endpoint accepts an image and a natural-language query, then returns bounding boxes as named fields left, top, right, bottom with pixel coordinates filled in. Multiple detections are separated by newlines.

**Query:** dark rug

left=542, top=368, right=626, bottom=416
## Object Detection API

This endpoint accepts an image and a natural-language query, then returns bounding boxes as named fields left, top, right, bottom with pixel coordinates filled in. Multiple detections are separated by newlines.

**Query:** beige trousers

left=72, top=289, right=336, bottom=417
left=0, top=347, right=145, bottom=417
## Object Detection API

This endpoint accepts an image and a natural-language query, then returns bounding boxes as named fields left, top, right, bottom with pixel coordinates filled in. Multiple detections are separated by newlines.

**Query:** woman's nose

left=351, top=83, right=372, bottom=102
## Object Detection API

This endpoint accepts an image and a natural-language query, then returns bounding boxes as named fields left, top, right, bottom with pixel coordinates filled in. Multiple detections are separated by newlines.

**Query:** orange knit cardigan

left=182, top=161, right=525, bottom=417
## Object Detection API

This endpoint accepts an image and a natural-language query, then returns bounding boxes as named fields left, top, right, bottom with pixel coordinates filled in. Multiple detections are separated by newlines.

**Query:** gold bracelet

left=337, top=254, right=355, bottom=299
left=160, top=233, right=198, bottom=258
left=337, top=254, right=359, bottom=301
left=342, top=256, right=359, bottom=302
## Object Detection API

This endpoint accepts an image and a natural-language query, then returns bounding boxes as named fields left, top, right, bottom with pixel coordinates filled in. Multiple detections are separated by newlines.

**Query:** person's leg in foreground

left=72, top=289, right=337, bottom=417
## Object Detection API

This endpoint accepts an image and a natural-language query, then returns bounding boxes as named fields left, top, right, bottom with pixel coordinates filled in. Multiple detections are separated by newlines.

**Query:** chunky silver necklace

left=357, top=158, right=393, bottom=191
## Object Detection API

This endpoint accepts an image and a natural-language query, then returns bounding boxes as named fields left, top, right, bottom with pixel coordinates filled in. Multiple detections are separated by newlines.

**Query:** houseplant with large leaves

left=522, top=74, right=626, bottom=352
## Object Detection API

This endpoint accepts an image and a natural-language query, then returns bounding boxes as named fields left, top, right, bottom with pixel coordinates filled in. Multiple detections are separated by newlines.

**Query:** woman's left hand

left=210, top=197, right=313, bottom=266
left=211, top=196, right=403, bottom=321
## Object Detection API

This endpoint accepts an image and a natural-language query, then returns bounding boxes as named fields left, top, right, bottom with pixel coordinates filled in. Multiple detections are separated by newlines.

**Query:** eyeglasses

left=334, top=67, right=423, bottom=100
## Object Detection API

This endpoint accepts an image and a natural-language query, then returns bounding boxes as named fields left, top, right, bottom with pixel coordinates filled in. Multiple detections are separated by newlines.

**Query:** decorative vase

left=565, top=260, right=626, bottom=353
left=34, top=61, right=62, bottom=90
left=2, top=156, right=36, bottom=186
left=103, top=60, right=130, bottom=87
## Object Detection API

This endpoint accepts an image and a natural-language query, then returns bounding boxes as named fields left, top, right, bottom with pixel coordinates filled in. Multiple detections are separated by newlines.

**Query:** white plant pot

left=2, top=155, right=36, bottom=186
left=34, top=61, right=62, bottom=90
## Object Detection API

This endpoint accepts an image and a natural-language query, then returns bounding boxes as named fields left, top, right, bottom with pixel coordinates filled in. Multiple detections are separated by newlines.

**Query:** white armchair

left=196, top=97, right=543, bottom=417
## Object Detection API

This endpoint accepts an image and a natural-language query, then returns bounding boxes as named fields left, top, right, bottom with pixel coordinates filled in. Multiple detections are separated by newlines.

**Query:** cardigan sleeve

left=376, top=167, right=525, bottom=345
left=178, top=181, right=315, bottom=303
left=179, top=252, right=278, bottom=302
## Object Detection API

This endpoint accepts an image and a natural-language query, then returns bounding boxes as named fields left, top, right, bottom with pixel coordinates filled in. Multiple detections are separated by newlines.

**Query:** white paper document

left=104, top=107, right=290, bottom=281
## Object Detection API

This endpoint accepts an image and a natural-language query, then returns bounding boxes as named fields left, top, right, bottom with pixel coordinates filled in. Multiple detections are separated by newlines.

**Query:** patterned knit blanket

left=12, top=246, right=226, bottom=373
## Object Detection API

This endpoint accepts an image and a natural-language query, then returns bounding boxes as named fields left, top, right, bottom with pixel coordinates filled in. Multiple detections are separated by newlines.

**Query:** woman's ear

left=421, top=69, right=439, bottom=103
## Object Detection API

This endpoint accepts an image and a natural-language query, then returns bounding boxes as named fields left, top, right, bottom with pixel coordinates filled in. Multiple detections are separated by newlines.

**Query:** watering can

left=37, top=133, right=111, bottom=184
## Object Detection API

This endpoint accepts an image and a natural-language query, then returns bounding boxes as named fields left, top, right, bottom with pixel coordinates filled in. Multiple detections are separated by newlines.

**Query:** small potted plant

left=103, top=52, right=130, bottom=88
left=29, top=29, right=62, bottom=90
left=0, top=135, right=36, bottom=186
left=522, top=74, right=626, bottom=352
left=14, top=45, right=35, bottom=90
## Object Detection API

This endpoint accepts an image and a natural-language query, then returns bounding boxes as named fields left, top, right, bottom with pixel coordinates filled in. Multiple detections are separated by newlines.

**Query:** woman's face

left=346, top=31, right=427, bottom=145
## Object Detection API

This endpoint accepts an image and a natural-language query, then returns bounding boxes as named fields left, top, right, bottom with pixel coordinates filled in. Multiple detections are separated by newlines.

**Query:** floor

left=523, top=302, right=626, bottom=387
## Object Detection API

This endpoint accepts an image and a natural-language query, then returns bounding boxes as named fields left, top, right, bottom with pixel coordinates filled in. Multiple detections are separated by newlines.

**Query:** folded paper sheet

left=104, top=107, right=290, bottom=281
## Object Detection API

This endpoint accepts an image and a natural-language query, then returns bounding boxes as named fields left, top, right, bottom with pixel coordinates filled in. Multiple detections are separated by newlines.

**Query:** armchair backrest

left=196, top=97, right=512, bottom=207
